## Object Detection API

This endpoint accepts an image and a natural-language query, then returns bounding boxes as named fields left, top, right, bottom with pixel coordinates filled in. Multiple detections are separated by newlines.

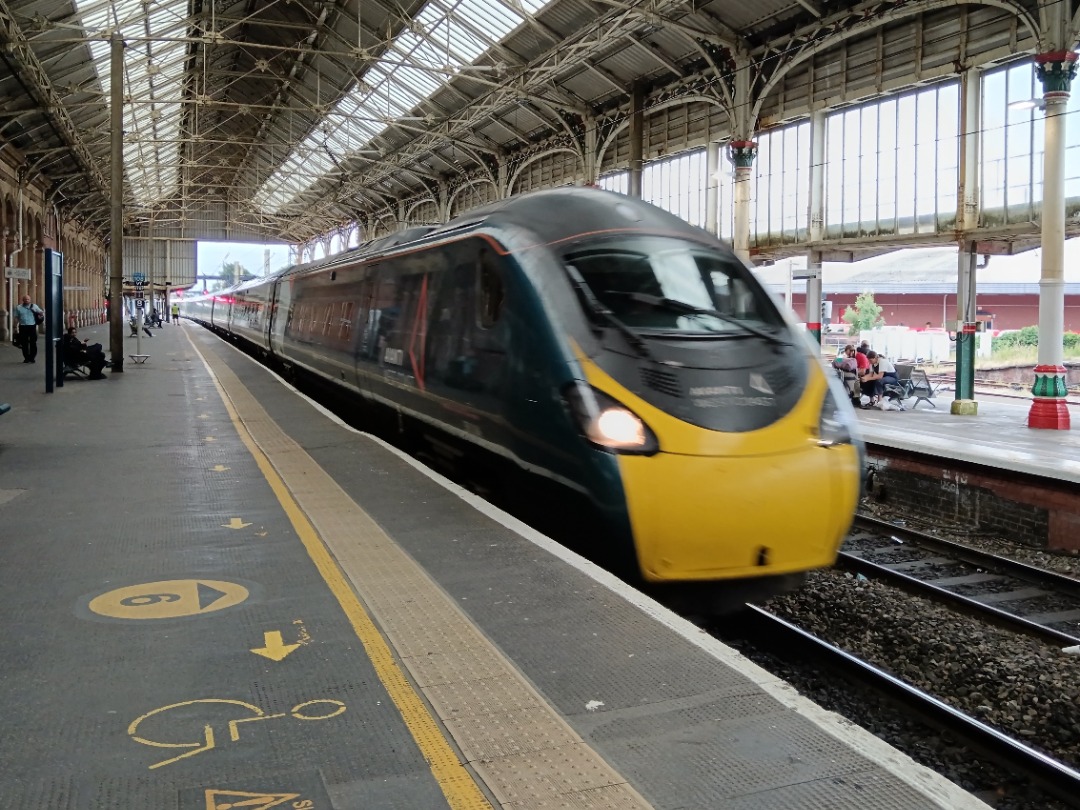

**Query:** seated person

left=853, top=344, right=871, bottom=378
left=129, top=316, right=153, bottom=337
left=62, top=327, right=108, bottom=379
left=863, top=350, right=899, bottom=405
left=832, top=344, right=861, bottom=404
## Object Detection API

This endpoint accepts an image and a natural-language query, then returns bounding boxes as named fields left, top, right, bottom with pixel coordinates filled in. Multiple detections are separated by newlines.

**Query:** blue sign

left=133, top=272, right=146, bottom=284
left=135, top=299, right=145, bottom=309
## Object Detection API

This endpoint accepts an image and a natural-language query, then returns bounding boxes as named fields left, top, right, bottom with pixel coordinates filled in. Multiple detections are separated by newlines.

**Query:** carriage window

left=477, top=249, right=503, bottom=329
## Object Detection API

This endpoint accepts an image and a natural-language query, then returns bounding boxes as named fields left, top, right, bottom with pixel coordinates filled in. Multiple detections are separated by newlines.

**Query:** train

left=182, top=187, right=864, bottom=612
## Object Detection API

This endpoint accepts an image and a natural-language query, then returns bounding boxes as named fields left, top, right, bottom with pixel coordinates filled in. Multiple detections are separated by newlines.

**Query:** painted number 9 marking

left=119, top=593, right=181, bottom=607
left=87, top=579, right=249, bottom=621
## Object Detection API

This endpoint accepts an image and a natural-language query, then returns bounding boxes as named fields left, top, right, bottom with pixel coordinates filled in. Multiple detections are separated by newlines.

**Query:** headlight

left=818, top=374, right=860, bottom=447
left=563, top=381, right=659, bottom=454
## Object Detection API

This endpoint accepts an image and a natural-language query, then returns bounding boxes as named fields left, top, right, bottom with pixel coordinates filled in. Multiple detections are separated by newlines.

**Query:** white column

left=705, top=141, right=720, bottom=236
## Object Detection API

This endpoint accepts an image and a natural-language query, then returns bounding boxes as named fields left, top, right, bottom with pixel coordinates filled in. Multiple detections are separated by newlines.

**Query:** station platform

left=856, top=391, right=1080, bottom=484
left=0, top=322, right=989, bottom=810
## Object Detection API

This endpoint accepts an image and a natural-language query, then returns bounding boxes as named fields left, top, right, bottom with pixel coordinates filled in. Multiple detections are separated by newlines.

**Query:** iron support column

left=583, top=117, right=598, bottom=187
left=953, top=241, right=978, bottom=412
left=1029, top=51, right=1075, bottom=429
left=806, top=253, right=823, bottom=345
left=806, top=111, right=826, bottom=344
left=729, top=141, right=756, bottom=265
left=704, top=141, right=720, bottom=236
left=628, top=83, right=643, bottom=199
left=108, top=33, right=124, bottom=374
left=952, top=70, right=980, bottom=415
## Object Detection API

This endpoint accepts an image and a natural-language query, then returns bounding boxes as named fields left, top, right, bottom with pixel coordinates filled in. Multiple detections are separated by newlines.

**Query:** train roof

left=190, top=189, right=720, bottom=302
left=427, top=186, right=710, bottom=248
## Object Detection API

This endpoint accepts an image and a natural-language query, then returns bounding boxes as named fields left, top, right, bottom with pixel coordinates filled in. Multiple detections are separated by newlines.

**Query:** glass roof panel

left=254, top=0, right=556, bottom=213
left=75, top=0, right=189, bottom=205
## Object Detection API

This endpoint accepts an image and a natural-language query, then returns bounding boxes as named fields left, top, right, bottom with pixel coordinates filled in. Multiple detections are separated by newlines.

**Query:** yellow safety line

left=199, top=343, right=492, bottom=810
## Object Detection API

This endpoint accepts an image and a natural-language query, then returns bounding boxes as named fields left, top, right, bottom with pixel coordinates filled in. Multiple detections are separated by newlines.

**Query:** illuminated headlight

left=563, top=382, right=659, bottom=454
left=818, top=375, right=860, bottom=447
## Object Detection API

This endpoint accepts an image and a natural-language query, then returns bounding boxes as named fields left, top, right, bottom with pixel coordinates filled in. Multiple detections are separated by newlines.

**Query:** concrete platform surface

left=0, top=322, right=989, bottom=809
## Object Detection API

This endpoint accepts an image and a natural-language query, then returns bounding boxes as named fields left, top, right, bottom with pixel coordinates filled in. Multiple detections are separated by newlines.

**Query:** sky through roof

left=76, top=0, right=188, bottom=206
left=252, top=0, right=549, bottom=214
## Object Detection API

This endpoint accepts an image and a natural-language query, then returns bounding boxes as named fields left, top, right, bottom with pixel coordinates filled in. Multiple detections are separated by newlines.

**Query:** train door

left=421, top=241, right=510, bottom=433
left=268, top=274, right=294, bottom=358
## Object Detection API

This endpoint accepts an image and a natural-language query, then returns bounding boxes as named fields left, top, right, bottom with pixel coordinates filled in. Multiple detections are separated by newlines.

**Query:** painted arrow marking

left=251, top=631, right=301, bottom=662
left=222, top=518, right=252, bottom=529
left=210, top=465, right=230, bottom=472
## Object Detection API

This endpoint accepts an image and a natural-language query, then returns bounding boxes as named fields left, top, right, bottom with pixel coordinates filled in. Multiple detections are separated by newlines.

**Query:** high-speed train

left=183, top=187, right=863, bottom=610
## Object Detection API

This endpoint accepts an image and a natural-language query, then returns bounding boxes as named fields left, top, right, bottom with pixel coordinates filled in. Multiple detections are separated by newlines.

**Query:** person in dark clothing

left=62, top=327, right=108, bottom=379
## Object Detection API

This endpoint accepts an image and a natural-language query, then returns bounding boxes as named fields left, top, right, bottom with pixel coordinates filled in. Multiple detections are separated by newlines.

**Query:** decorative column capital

left=1034, top=51, right=1078, bottom=99
left=727, top=140, right=757, bottom=169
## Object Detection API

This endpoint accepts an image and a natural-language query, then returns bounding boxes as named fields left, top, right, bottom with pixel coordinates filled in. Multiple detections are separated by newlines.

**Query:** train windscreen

left=562, top=235, right=785, bottom=336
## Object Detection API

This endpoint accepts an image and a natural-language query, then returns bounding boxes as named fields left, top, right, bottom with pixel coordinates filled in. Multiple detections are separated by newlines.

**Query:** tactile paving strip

left=199, top=347, right=652, bottom=809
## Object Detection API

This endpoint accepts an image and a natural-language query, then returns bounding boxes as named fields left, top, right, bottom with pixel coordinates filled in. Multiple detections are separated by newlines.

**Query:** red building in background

left=756, top=244, right=1080, bottom=333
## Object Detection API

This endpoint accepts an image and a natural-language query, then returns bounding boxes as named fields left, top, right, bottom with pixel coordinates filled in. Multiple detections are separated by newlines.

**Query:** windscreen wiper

left=608, top=291, right=791, bottom=346
left=564, top=266, right=654, bottom=359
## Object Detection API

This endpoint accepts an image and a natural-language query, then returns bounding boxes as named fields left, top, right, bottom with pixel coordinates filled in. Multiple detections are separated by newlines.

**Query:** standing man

left=14, top=294, right=43, bottom=364
left=170, top=302, right=180, bottom=323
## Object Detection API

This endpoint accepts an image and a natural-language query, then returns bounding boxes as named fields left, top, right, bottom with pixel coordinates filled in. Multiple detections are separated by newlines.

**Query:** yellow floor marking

left=197, top=345, right=493, bottom=810
left=203, top=789, right=298, bottom=810
left=129, top=697, right=345, bottom=770
left=251, top=630, right=301, bottom=661
left=89, top=579, right=247, bottom=620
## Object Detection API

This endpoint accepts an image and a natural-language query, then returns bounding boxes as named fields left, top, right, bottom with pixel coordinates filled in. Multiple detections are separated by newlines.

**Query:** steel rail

left=835, top=551, right=1080, bottom=647
left=853, top=514, right=1080, bottom=595
left=738, top=605, right=1080, bottom=807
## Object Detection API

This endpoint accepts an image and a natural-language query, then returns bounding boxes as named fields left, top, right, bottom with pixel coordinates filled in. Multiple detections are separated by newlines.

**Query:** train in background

left=182, top=187, right=864, bottom=612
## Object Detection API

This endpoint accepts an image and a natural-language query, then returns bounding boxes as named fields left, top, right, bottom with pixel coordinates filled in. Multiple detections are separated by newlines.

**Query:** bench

left=63, top=356, right=90, bottom=379
left=889, top=364, right=941, bottom=410
left=60, top=342, right=91, bottom=379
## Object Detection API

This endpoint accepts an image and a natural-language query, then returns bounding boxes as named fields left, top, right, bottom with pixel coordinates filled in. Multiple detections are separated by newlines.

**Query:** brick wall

left=865, top=447, right=1079, bottom=551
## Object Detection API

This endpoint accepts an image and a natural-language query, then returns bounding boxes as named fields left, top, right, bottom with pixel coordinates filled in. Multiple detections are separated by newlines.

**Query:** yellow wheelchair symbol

left=128, top=697, right=346, bottom=769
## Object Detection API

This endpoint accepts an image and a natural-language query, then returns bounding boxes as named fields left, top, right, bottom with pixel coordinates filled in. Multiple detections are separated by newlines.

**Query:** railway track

left=841, top=515, right=1080, bottom=647
left=735, top=605, right=1080, bottom=807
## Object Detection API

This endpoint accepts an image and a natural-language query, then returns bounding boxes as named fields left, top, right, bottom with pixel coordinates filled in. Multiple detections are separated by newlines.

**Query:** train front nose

left=615, top=441, right=861, bottom=581
left=599, top=369, right=863, bottom=583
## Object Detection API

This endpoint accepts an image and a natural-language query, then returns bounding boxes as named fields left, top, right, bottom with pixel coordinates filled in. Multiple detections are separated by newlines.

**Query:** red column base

left=1027, top=397, right=1072, bottom=430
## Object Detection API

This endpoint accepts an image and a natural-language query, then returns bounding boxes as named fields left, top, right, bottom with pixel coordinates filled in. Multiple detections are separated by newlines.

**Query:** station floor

left=0, top=322, right=994, bottom=810
left=856, top=388, right=1080, bottom=483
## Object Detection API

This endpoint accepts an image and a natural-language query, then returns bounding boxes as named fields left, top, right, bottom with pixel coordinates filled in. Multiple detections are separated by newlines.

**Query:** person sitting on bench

left=862, top=350, right=899, bottom=406
left=63, top=327, right=108, bottom=379
left=129, top=316, right=153, bottom=337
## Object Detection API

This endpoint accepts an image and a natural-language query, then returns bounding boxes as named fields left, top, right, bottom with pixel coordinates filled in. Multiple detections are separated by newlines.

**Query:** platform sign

left=135, top=298, right=145, bottom=309
left=133, top=271, right=146, bottom=285
left=4, top=267, right=31, bottom=280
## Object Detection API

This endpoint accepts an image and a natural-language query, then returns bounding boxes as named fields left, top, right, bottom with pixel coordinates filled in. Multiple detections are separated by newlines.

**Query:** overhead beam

left=0, top=0, right=110, bottom=202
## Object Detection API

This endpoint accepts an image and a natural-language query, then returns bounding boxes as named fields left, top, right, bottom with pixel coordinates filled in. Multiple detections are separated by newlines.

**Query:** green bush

left=992, top=327, right=1080, bottom=354
left=993, top=325, right=1039, bottom=350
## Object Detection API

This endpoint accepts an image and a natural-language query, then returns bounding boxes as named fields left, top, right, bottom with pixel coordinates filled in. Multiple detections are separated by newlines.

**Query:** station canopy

left=0, top=0, right=857, bottom=242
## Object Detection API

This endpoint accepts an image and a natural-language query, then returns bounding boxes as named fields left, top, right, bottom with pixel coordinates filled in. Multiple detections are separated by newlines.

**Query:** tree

left=841, top=291, right=884, bottom=333
left=210, top=260, right=255, bottom=291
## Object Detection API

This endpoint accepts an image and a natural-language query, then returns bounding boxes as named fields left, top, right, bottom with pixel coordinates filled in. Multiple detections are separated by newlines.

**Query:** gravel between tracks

left=751, top=569, right=1080, bottom=810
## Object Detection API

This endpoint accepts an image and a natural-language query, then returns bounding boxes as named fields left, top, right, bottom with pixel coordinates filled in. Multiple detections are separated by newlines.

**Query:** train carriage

left=183, top=187, right=863, bottom=611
